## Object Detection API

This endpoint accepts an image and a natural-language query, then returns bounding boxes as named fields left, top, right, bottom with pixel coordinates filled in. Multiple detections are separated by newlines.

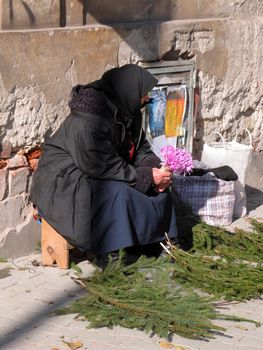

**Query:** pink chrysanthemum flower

left=160, top=145, right=193, bottom=174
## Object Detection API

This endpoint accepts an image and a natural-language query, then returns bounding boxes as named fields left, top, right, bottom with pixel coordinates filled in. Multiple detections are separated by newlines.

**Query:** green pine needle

left=169, top=219, right=263, bottom=301
left=56, top=256, right=227, bottom=339
left=54, top=220, right=262, bottom=339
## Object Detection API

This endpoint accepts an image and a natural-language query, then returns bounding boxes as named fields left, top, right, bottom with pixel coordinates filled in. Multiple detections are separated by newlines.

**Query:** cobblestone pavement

left=0, top=204, right=262, bottom=350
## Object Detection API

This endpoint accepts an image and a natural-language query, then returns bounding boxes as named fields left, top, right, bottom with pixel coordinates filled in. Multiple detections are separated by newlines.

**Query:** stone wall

left=159, top=17, right=263, bottom=156
left=0, top=151, right=41, bottom=258
left=0, top=0, right=262, bottom=258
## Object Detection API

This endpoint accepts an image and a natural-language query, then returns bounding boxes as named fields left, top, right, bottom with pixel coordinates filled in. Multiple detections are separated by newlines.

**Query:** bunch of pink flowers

left=160, top=145, right=193, bottom=174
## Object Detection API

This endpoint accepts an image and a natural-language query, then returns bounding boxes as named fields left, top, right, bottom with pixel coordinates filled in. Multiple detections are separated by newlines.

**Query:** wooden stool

left=41, top=219, right=72, bottom=269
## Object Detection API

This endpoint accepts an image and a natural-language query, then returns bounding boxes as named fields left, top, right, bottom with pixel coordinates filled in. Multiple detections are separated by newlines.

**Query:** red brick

left=0, top=141, right=12, bottom=159
left=28, top=159, right=39, bottom=172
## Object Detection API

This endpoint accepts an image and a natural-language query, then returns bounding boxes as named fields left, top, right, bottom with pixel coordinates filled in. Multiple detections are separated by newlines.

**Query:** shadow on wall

left=191, top=78, right=203, bottom=161
left=2, top=0, right=197, bottom=73
left=72, top=0, right=175, bottom=26
left=245, top=185, right=263, bottom=213
left=7, top=0, right=36, bottom=26
left=4, top=0, right=177, bottom=28
left=60, top=0, right=177, bottom=59
left=1, top=0, right=198, bottom=152
left=2, top=0, right=188, bottom=68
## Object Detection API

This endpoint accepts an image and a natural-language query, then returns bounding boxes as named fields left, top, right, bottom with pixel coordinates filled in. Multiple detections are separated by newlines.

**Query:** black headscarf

left=98, top=64, right=158, bottom=119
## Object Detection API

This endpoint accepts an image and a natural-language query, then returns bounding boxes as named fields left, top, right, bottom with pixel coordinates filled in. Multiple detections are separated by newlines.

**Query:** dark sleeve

left=132, top=130, right=162, bottom=193
left=68, top=121, right=159, bottom=192
left=134, top=167, right=154, bottom=193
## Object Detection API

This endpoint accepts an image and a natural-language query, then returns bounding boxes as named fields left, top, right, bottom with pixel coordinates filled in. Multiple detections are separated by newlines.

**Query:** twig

left=70, top=277, right=86, bottom=288
left=160, top=242, right=175, bottom=259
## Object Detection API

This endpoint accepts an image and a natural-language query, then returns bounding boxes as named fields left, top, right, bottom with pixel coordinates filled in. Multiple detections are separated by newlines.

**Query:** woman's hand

left=152, top=167, right=172, bottom=193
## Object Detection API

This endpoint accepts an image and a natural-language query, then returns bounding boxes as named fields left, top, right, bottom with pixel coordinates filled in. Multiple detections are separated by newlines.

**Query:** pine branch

left=54, top=220, right=263, bottom=339
left=191, top=221, right=263, bottom=263
left=55, top=254, right=259, bottom=340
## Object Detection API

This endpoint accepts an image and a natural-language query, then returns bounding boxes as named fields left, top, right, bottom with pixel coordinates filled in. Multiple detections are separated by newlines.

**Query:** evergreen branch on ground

left=168, top=219, right=263, bottom=301
left=169, top=245, right=263, bottom=301
left=191, top=219, right=263, bottom=263
left=54, top=220, right=262, bottom=339
left=55, top=255, right=259, bottom=340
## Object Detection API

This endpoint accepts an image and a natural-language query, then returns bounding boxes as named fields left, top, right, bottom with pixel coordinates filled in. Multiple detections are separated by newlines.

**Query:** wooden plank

left=41, top=219, right=70, bottom=269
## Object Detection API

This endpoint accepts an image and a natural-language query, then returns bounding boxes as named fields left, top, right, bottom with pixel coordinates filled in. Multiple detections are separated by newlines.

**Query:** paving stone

left=5, top=342, right=47, bottom=350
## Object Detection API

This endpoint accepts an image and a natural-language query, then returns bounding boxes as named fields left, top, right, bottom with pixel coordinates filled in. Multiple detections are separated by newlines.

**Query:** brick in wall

left=8, top=168, right=30, bottom=197
left=7, top=155, right=28, bottom=169
left=0, top=168, right=8, bottom=201
left=0, top=196, right=25, bottom=232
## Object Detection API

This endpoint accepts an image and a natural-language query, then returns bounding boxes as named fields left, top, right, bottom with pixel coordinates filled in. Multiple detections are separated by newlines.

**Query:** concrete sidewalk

left=0, top=202, right=262, bottom=350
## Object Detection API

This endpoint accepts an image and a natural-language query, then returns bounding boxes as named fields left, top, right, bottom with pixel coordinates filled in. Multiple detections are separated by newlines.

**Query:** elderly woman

left=30, top=64, right=177, bottom=267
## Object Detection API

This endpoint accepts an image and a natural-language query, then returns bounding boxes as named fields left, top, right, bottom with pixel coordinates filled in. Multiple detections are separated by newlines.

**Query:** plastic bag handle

left=234, top=128, right=252, bottom=146
left=209, top=131, right=225, bottom=144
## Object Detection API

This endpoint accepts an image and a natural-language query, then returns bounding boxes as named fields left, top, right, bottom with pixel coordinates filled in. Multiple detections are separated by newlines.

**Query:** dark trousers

left=90, top=180, right=177, bottom=254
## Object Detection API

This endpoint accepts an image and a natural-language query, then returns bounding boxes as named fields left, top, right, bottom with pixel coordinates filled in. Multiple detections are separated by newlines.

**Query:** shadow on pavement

left=0, top=283, right=85, bottom=350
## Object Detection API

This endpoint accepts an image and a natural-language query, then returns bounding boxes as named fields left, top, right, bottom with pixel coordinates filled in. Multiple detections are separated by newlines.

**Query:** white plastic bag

left=201, top=129, right=253, bottom=218
left=227, top=130, right=253, bottom=185
left=201, top=132, right=228, bottom=168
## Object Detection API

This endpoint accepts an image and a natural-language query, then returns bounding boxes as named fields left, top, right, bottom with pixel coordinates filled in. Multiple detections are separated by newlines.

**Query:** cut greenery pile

left=55, top=219, right=263, bottom=339
left=168, top=219, right=263, bottom=301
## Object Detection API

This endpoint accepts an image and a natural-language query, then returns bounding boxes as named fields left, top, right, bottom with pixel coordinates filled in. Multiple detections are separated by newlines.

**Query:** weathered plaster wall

left=1, top=19, right=262, bottom=152
left=172, top=0, right=263, bottom=19
left=159, top=18, right=263, bottom=156
left=0, top=0, right=262, bottom=258
left=0, top=27, right=122, bottom=149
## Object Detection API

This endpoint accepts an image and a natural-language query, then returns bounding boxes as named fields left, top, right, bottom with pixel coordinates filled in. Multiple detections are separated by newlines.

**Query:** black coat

left=30, top=66, right=160, bottom=249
